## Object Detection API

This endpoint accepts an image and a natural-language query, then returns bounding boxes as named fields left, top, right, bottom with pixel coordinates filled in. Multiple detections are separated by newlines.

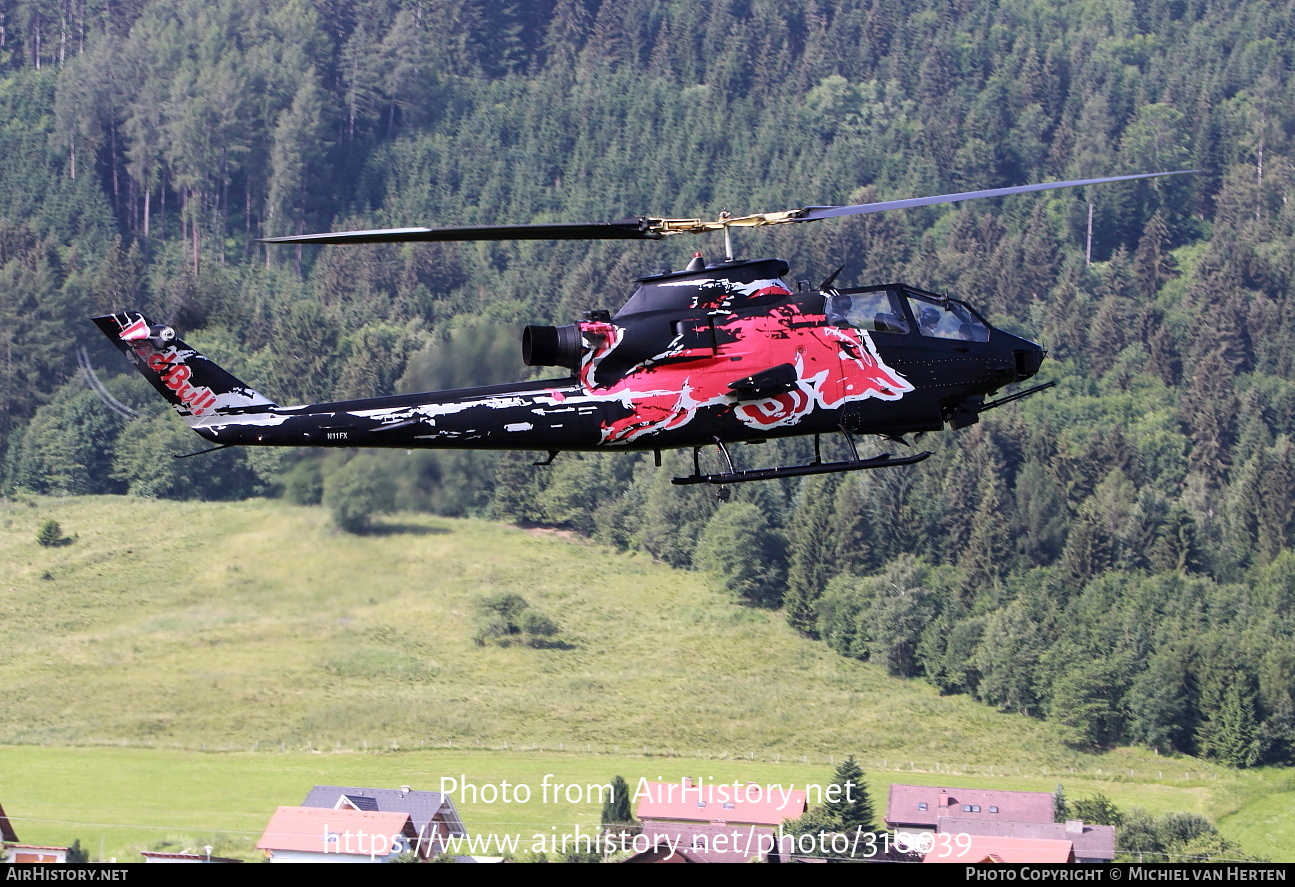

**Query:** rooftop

left=301, top=785, right=465, bottom=839
left=924, top=835, right=1074, bottom=864
left=887, top=784, right=1056, bottom=828
left=636, top=779, right=806, bottom=827
left=938, top=817, right=1115, bottom=861
left=257, top=806, right=415, bottom=857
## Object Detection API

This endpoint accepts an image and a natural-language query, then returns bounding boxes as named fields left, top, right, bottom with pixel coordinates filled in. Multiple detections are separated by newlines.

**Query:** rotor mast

left=634, top=207, right=811, bottom=263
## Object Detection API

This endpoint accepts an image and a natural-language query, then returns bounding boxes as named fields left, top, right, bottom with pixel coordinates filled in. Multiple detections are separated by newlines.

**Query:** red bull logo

left=570, top=296, right=912, bottom=443
left=140, top=347, right=219, bottom=417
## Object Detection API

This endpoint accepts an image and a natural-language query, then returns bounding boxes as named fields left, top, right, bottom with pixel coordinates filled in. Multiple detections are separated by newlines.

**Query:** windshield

left=824, top=288, right=910, bottom=334
left=908, top=295, right=989, bottom=342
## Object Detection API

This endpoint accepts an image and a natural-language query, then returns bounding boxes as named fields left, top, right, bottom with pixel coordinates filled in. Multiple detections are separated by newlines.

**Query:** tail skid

left=92, top=312, right=275, bottom=426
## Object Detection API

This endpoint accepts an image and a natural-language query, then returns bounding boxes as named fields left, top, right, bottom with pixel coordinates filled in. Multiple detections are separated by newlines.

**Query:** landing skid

left=671, top=451, right=932, bottom=485
left=672, top=427, right=932, bottom=486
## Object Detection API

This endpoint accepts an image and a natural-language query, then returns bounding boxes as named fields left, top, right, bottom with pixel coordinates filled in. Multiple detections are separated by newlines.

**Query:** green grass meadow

left=0, top=496, right=1291, bottom=861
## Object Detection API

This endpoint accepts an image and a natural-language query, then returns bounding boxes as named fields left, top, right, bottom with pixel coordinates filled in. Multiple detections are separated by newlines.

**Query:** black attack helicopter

left=94, top=171, right=1190, bottom=489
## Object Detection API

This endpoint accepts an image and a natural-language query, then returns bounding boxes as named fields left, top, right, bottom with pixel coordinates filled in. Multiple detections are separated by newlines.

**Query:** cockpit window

left=908, top=295, right=990, bottom=342
left=824, top=289, right=910, bottom=334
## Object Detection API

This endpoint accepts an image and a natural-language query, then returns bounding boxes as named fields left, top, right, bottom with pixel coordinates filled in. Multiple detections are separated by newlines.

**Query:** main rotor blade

left=260, top=170, right=1197, bottom=246
left=258, top=217, right=658, bottom=245
left=794, top=170, right=1197, bottom=222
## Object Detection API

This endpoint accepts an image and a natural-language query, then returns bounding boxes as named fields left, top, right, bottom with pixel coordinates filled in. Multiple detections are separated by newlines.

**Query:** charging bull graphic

left=572, top=298, right=913, bottom=444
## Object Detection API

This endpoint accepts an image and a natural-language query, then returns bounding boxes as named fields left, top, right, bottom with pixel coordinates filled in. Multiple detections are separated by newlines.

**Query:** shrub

left=472, top=593, right=561, bottom=648
left=36, top=519, right=69, bottom=547
left=323, top=455, right=395, bottom=533
left=518, top=609, right=559, bottom=647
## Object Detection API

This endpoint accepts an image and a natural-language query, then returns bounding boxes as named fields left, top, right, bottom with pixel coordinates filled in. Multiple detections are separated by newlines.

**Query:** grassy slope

left=0, top=496, right=1289, bottom=860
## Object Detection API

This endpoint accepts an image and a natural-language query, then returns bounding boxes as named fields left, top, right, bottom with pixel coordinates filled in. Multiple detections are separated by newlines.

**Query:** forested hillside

left=2, top=0, right=1294, bottom=767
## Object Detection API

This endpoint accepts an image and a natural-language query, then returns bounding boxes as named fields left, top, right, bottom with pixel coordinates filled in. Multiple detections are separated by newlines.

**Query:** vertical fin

left=92, top=312, right=275, bottom=426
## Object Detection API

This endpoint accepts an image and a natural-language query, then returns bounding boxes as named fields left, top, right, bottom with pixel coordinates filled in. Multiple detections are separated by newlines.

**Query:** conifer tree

left=1053, top=784, right=1068, bottom=823
left=1196, top=676, right=1261, bottom=767
left=1134, top=210, right=1176, bottom=297
left=36, top=519, right=65, bottom=547
left=786, top=755, right=877, bottom=860
left=784, top=475, right=842, bottom=634
left=601, top=775, right=635, bottom=828
left=822, top=755, right=875, bottom=832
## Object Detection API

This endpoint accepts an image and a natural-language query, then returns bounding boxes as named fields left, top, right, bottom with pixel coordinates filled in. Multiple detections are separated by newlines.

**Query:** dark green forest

left=2, top=0, right=1294, bottom=767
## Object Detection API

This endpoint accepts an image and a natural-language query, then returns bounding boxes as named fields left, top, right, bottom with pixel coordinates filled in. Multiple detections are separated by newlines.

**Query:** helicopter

left=93, top=170, right=1190, bottom=489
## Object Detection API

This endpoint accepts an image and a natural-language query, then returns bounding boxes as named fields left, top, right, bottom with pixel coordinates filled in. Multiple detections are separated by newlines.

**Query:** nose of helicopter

left=997, top=330, right=1046, bottom=382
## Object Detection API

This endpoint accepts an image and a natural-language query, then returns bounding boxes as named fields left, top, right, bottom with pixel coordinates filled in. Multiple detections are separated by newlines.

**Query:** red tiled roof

left=924, top=835, right=1073, bottom=864
left=257, top=806, right=414, bottom=856
left=887, top=784, right=1055, bottom=828
left=938, top=817, right=1115, bottom=861
left=636, top=781, right=807, bottom=826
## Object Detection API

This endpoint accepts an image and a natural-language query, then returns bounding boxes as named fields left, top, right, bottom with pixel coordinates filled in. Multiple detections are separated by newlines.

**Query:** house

left=300, top=784, right=465, bottom=859
left=885, top=784, right=1113, bottom=865
left=923, top=834, right=1075, bottom=864
left=886, top=784, right=1057, bottom=832
left=4, top=845, right=69, bottom=864
left=256, top=806, right=418, bottom=863
left=937, top=817, right=1115, bottom=863
left=634, top=777, right=807, bottom=863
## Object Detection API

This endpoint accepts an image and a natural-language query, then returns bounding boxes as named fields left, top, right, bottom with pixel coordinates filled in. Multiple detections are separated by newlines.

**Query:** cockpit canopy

left=825, top=285, right=990, bottom=343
